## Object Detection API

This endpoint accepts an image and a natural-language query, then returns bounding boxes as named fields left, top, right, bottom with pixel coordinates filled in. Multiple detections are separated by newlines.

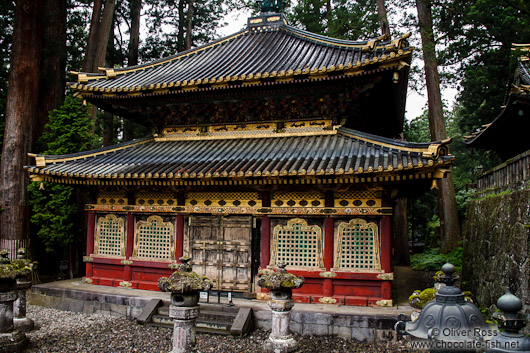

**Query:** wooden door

left=189, top=215, right=252, bottom=292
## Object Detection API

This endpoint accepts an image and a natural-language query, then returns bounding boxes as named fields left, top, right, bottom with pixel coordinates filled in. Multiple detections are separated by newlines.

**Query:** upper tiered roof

left=69, top=14, right=412, bottom=98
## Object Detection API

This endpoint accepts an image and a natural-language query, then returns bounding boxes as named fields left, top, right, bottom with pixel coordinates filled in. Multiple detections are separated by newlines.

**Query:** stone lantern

left=13, top=248, right=34, bottom=332
left=486, top=289, right=530, bottom=352
left=158, top=257, right=212, bottom=353
left=0, top=250, right=30, bottom=353
left=257, top=262, right=304, bottom=353
left=395, top=262, right=492, bottom=352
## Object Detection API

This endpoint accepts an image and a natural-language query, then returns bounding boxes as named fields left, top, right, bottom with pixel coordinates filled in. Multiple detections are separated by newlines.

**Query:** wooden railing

left=476, top=149, right=530, bottom=195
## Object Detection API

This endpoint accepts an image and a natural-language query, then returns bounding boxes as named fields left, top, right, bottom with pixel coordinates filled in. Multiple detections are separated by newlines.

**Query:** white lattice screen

left=271, top=218, right=323, bottom=269
left=134, top=215, right=175, bottom=261
left=334, top=219, right=380, bottom=270
left=94, top=214, right=125, bottom=257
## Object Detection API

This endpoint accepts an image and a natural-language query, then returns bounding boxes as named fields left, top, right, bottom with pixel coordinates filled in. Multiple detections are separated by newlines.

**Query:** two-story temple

left=26, top=10, right=454, bottom=306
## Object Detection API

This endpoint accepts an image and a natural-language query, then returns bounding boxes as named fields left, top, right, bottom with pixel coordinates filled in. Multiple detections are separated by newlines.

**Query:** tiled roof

left=69, top=14, right=412, bottom=96
left=27, top=126, right=452, bottom=184
left=464, top=45, right=530, bottom=151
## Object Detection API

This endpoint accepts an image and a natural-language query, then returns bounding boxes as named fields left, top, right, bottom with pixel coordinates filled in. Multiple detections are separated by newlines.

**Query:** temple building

left=465, top=44, right=530, bottom=161
left=26, top=8, right=454, bottom=306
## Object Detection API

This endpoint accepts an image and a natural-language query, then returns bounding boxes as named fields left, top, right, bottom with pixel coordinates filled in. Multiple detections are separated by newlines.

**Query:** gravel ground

left=24, top=305, right=413, bottom=353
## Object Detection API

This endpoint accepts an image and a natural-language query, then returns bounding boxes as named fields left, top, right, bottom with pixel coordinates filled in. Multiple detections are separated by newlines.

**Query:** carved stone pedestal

left=0, top=291, right=26, bottom=353
left=168, top=305, right=200, bottom=353
left=13, top=280, right=33, bottom=332
left=263, top=297, right=297, bottom=353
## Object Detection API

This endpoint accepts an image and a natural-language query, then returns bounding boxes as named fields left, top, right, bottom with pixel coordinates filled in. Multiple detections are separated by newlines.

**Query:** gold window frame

left=94, top=214, right=126, bottom=258
left=133, top=215, right=175, bottom=262
left=270, top=218, right=324, bottom=270
left=333, top=218, right=381, bottom=272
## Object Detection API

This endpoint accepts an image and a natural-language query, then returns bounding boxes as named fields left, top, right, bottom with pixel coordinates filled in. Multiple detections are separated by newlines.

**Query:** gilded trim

left=85, top=204, right=393, bottom=216
left=83, top=256, right=94, bottom=263
left=318, top=297, right=337, bottom=304
left=375, top=299, right=392, bottom=307
left=376, top=272, right=394, bottom=280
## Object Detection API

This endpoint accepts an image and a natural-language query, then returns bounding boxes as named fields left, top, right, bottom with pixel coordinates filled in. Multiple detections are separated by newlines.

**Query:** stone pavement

left=28, top=266, right=419, bottom=342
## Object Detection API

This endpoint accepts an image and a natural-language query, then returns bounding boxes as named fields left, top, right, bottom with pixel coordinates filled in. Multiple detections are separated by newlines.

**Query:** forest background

left=0, top=0, right=529, bottom=276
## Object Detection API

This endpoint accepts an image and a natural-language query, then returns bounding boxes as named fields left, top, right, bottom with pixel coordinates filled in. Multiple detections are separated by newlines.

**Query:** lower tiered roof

left=27, top=121, right=453, bottom=186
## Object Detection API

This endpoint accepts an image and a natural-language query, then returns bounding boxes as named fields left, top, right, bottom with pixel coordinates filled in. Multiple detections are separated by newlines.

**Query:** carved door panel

left=219, top=216, right=252, bottom=292
left=189, top=215, right=221, bottom=289
left=189, top=215, right=252, bottom=292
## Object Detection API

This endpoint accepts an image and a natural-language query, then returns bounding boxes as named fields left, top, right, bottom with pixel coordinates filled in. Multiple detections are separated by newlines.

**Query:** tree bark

left=416, top=0, right=461, bottom=253
left=0, top=0, right=43, bottom=252
left=83, top=0, right=116, bottom=73
left=36, top=0, right=66, bottom=149
left=122, top=0, right=141, bottom=142
left=393, top=197, right=410, bottom=265
left=82, top=0, right=102, bottom=73
left=376, top=0, right=390, bottom=37
left=127, top=0, right=141, bottom=66
left=185, top=0, right=194, bottom=50
left=177, top=0, right=185, bottom=52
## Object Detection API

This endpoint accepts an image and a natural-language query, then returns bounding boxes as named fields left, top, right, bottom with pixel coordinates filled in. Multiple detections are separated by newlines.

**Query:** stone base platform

left=29, top=278, right=414, bottom=342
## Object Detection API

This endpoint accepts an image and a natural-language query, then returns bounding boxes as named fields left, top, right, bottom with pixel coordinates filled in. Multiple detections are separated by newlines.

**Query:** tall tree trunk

left=82, top=0, right=102, bottom=73
left=0, top=0, right=43, bottom=258
left=123, top=0, right=141, bottom=142
left=392, top=197, right=410, bottom=265
left=177, top=0, right=185, bottom=52
left=416, top=0, right=461, bottom=253
left=185, top=0, right=194, bottom=50
left=128, top=0, right=141, bottom=66
left=36, top=0, right=67, bottom=150
left=83, top=0, right=116, bottom=134
left=376, top=0, right=390, bottom=37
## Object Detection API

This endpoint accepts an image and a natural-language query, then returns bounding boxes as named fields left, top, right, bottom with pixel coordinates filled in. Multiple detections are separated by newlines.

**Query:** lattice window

left=133, top=215, right=175, bottom=261
left=271, top=191, right=325, bottom=207
left=334, top=219, right=380, bottom=270
left=94, top=214, right=125, bottom=258
left=270, top=218, right=324, bottom=269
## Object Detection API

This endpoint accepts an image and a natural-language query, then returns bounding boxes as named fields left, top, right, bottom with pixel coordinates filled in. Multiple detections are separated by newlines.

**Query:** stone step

left=147, top=304, right=253, bottom=336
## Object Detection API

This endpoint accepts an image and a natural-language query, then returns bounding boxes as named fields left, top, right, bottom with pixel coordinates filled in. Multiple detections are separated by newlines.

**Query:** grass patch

left=410, top=247, right=463, bottom=272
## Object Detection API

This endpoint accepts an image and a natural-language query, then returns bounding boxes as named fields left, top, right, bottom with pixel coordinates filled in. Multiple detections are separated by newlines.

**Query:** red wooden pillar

left=123, top=212, right=135, bottom=282
left=175, top=214, right=184, bottom=262
left=380, top=215, right=392, bottom=300
left=323, top=217, right=334, bottom=297
left=260, top=215, right=271, bottom=268
left=85, top=211, right=95, bottom=277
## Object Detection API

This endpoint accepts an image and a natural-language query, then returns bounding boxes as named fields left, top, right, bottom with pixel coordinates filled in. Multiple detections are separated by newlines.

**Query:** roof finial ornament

left=257, top=0, right=284, bottom=13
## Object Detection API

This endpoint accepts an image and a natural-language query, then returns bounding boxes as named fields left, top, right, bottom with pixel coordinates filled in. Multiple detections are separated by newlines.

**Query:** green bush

left=410, top=246, right=463, bottom=272
left=29, top=96, right=97, bottom=253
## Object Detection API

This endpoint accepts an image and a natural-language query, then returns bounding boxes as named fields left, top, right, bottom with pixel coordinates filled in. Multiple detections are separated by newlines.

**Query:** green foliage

left=141, top=0, right=226, bottom=61
left=29, top=96, right=97, bottom=253
left=410, top=246, right=463, bottom=272
left=287, top=0, right=379, bottom=40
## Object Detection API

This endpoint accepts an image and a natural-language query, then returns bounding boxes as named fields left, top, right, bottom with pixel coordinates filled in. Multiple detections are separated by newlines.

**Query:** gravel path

left=25, top=305, right=413, bottom=352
